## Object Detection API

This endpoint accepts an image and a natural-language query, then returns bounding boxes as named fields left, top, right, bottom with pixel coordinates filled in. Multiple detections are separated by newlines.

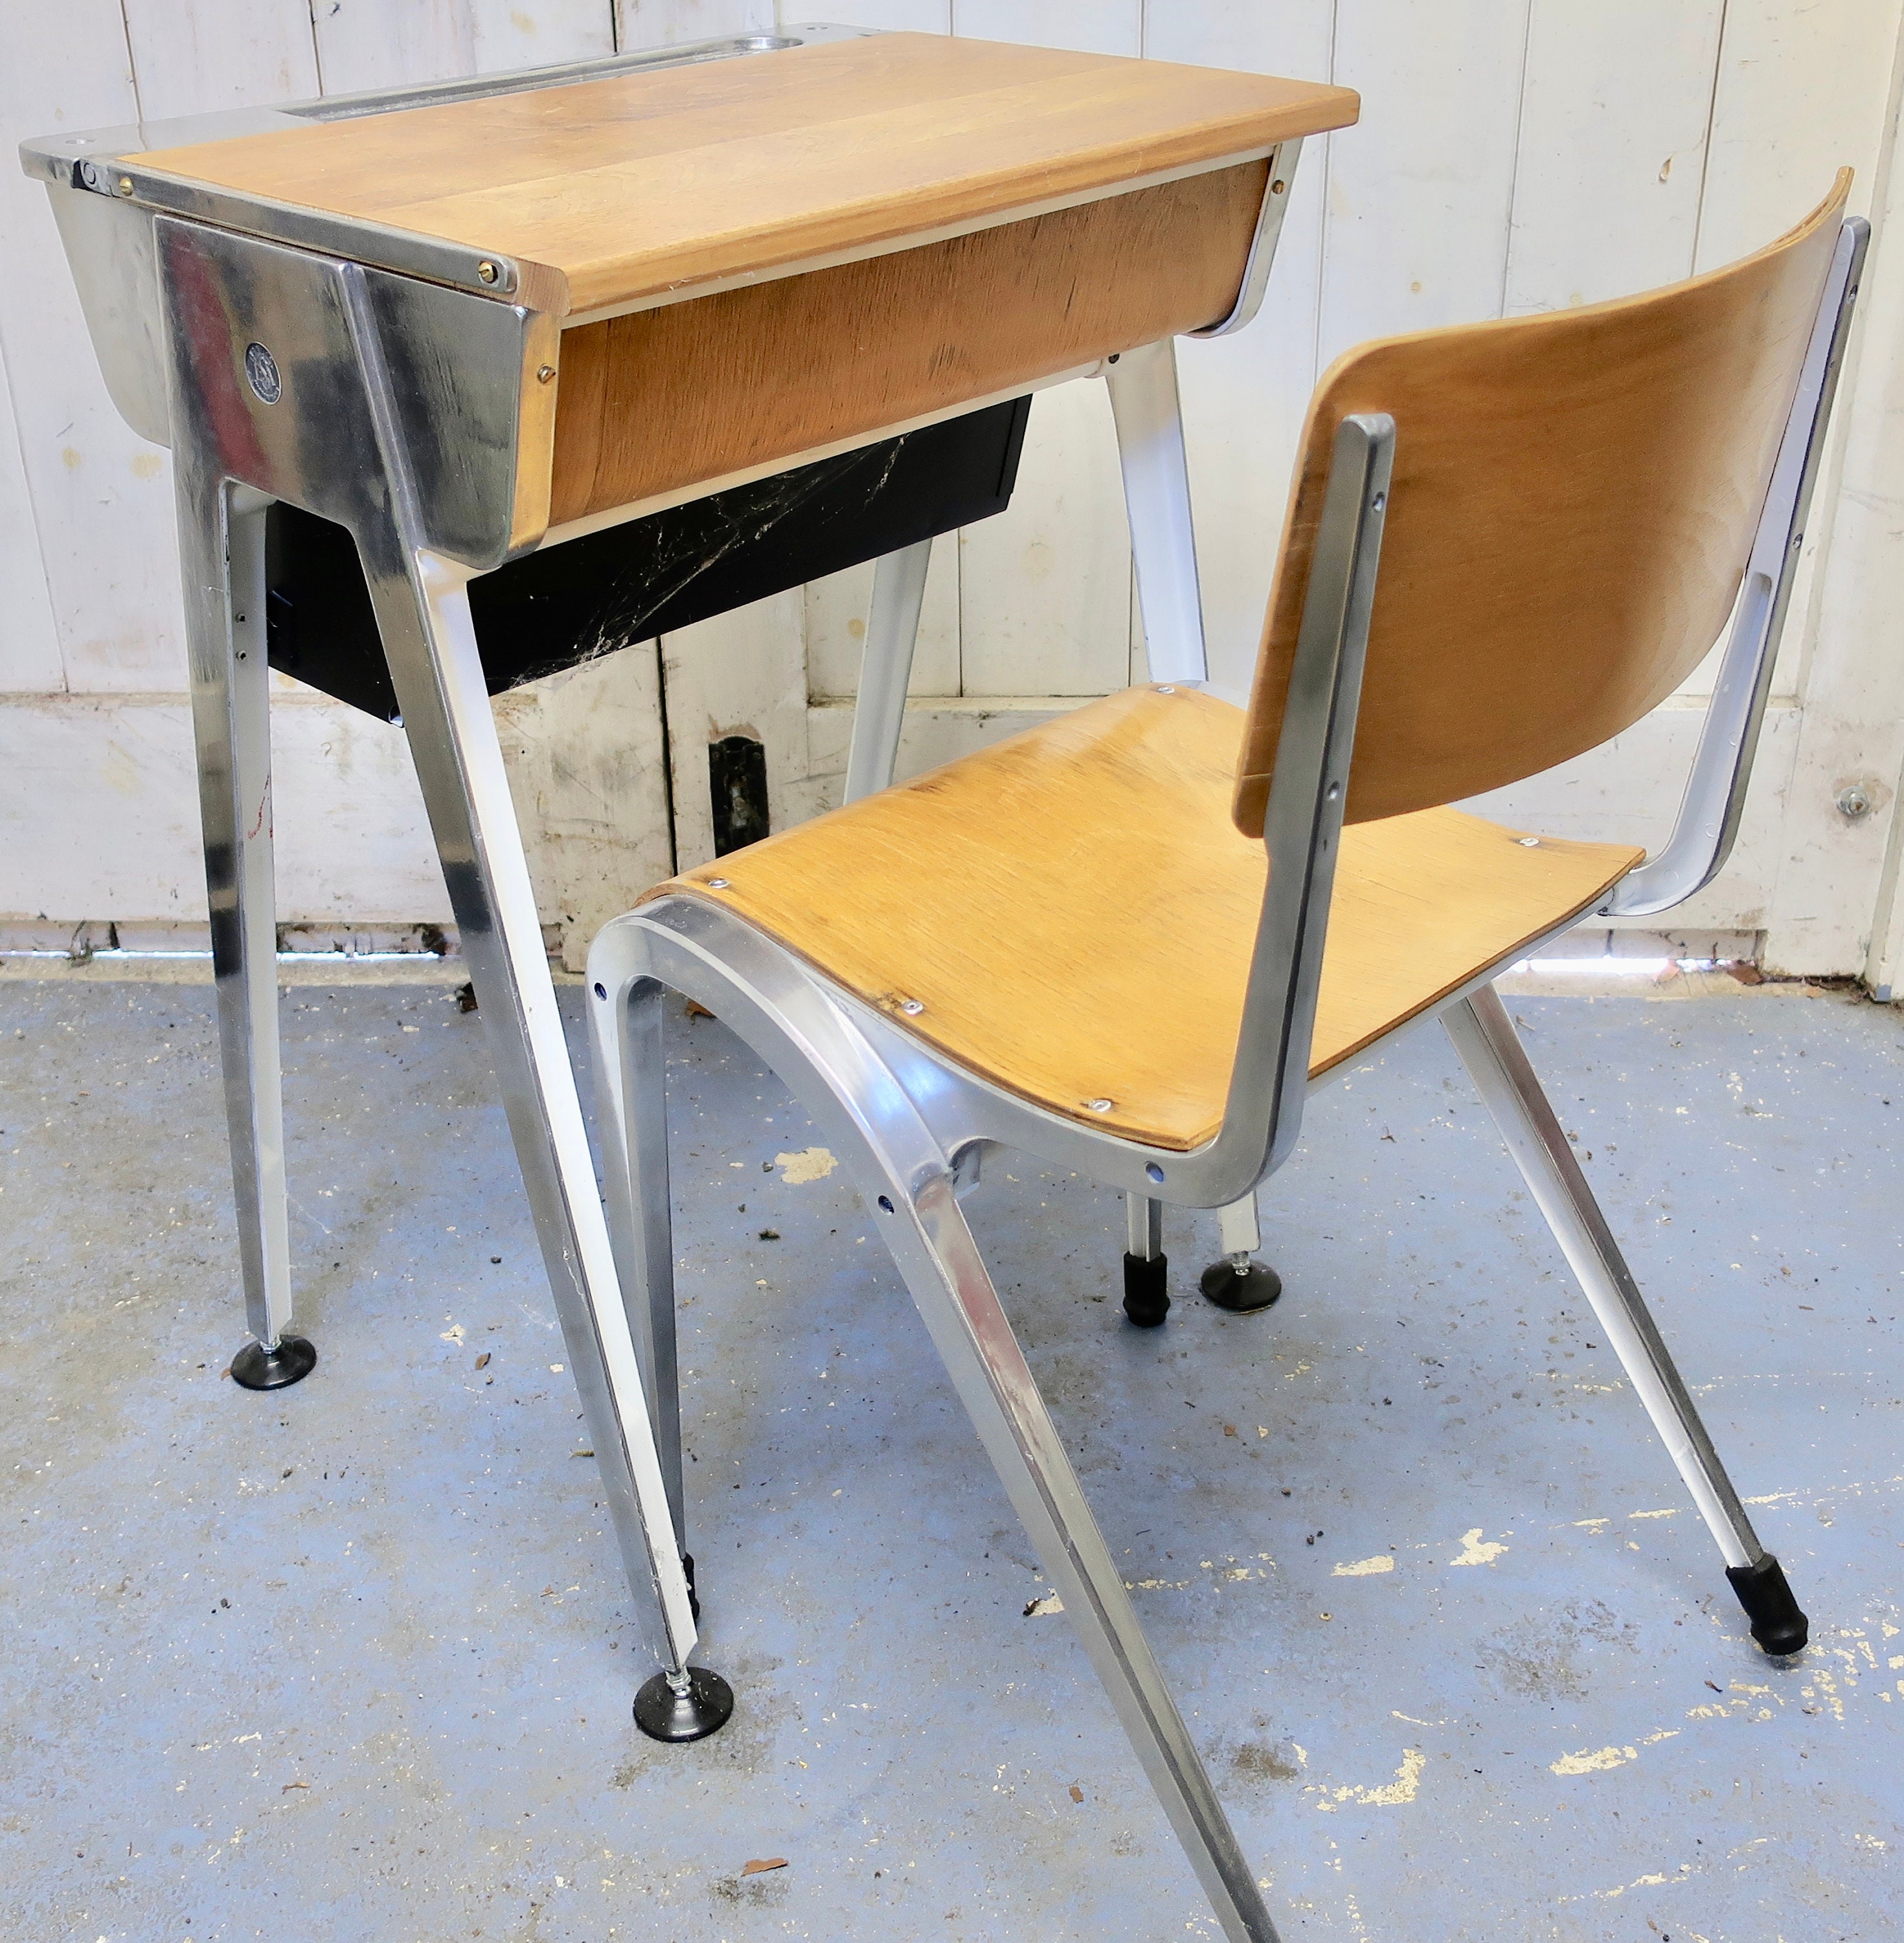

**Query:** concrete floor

left=2, top=973, right=1900, bottom=1942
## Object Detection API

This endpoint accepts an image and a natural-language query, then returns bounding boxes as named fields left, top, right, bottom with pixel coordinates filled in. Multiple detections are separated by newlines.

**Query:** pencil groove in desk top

left=129, top=34, right=1357, bottom=319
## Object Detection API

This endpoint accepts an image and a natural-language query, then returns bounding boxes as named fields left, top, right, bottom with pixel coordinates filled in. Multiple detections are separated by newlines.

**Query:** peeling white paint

left=775, top=1146, right=837, bottom=1184
left=1550, top=1744, right=1637, bottom=1775
left=1332, top=1554, right=1396, bottom=1577
left=1311, top=1747, right=1425, bottom=1810
left=1451, top=1528, right=1508, bottom=1567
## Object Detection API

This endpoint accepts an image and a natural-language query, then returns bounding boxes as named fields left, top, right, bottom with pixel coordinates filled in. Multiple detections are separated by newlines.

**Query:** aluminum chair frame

left=585, top=220, right=1866, bottom=1941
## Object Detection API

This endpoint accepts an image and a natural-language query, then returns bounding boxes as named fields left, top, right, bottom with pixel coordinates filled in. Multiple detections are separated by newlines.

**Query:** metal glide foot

left=230, top=1335, right=317, bottom=1390
left=1199, top=1195, right=1280, bottom=1312
left=1199, top=1256, right=1282, bottom=1313
left=634, top=1666, right=734, bottom=1742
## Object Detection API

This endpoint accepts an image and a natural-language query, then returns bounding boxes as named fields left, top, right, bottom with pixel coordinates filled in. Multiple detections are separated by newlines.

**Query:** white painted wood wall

left=5, top=1, right=1904, bottom=982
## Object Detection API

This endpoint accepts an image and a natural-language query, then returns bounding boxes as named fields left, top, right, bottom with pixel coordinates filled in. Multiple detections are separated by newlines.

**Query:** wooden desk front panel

left=549, top=161, right=1267, bottom=527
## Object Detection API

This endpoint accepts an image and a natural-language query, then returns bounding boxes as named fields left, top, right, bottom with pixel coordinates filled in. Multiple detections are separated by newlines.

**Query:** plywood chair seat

left=653, top=684, right=1640, bottom=1150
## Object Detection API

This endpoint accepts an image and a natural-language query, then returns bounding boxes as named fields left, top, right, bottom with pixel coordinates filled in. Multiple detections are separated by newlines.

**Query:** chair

left=585, top=176, right=1863, bottom=1942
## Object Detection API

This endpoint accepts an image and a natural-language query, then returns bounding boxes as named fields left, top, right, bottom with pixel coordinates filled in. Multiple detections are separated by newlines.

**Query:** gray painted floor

left=2, top=976, right=1900, bottom=1942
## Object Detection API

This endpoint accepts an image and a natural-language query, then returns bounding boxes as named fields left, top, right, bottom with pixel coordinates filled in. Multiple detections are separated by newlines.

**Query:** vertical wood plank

left=1699, top=2, right=1899, bottom=713
left=1759, top=11, right=1904, bottom=973
left=794, top=0, right=947, bottom=29
left=957, top=382, right=1131, bottom=697
left=805, top=531, right=960, bottom=699
left=0, top=0, right=185, bottom=695
left=1320, top=0, right=1533, bottom=358
left=0, top=363, right=64, bottom=692
left=309, top=1, right=477, bottom=94
left=615, top=0, right=775, bottom=50
left=1504, top=1, right=1723, bottom=315
left=470, top=2, right=615, bottom=74
left=120, top=0, right=319, bottom=117
left=949, top=0, right=1140, bottom=699
left=660, top=591, right=811, bottom=869
left=1697, top=0, right=1899, bottom=268
left=1145, top=0, right=1335, bottom=701
left=950, top=0, right=1140, bottom=56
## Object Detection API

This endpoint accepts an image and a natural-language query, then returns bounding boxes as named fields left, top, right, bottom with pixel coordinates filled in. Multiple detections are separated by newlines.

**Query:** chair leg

left=1123, top=1192, right=1170, bottom=1326
left=584, top=918, right=1280, bottom=1937
left=595, top=975, right=696, bottom=1615
left=843, top=538, right=932, bottom=804
left=177, top=477, right=313, bottom=1390
left=1444, top=984, right=1807, bottom=1655
left=1200, top=1192, right=1284, bottom=1315
left=891, top=1173, right=1282, bottom=1943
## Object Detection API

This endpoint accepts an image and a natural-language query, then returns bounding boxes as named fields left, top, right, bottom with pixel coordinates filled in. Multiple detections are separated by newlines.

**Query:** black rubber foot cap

left=1199, top=1259, right=1283, bottom=1313
left=634, top=1666, right=734, bottom=1742
left=1727, top=1553, right=1808, bottom=1655
left=1122, top=1253, right=1170, bottom=1328
left=230, top=1335, right=317, bottom=1391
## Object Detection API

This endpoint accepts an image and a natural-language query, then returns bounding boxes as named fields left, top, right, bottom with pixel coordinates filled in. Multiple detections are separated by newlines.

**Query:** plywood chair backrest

left=1232, top=172, right=1851, bottom=836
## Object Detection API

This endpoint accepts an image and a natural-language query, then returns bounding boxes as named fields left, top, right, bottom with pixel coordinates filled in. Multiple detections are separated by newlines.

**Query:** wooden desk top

left=130, top=34, right=1355, bottom=321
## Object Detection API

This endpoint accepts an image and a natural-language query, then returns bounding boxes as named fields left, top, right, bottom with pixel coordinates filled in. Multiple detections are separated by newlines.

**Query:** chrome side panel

left=45, top=185, right=169, bottom=446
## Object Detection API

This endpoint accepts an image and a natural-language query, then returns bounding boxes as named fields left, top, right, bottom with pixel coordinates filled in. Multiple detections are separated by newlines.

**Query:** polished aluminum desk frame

left=25, top=27, right=1305, bottom=1720
left=585, top=222, right=1864, bottom=1940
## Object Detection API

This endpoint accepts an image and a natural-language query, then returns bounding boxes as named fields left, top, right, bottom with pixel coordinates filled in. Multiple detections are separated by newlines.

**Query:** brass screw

left=536, top=364, right=556, bottom=385
left=476, top=260, right=500, bottom=284
left=117, top=175, right=133, bottom=196
left=1271, top=178, right=1286, bottom=194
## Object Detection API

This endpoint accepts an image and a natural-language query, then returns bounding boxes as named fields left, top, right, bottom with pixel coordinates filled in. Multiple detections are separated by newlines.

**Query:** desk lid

left=82, top=30, right=1352, bottom=320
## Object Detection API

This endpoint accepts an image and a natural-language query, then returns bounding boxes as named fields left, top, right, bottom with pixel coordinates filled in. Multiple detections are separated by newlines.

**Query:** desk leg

left=1107, top=338, right=1207, bottom=688
left=843, top=538, right=932, bottom=804
left=359, top=541, right=718, bottom=1731
left=179, top=475, right=313, bottom=1390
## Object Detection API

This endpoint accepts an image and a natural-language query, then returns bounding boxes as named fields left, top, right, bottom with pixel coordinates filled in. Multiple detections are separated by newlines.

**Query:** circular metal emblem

left=244, top=341, right=282, bottom=405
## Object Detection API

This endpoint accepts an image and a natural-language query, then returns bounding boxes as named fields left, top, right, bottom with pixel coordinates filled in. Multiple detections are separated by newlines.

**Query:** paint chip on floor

left=1450, top=1528, right=1508, bottom=1566
left=1024, top=1593, right=1064, bottom=1617
left=1333, top=1554, right=1396, bottom=1576
left=1550, top=1744, right=1637, bottom=1776
left=775, top=1146, right=837, bottom=1184
left=1311, top=1747, right=1425, bottom=1809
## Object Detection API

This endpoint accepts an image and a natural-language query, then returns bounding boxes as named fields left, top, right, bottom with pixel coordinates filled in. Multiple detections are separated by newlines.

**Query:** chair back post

left=1607, top=214, right=1870, bottom=918
left=1205, top=412, right=1394, bottom=1199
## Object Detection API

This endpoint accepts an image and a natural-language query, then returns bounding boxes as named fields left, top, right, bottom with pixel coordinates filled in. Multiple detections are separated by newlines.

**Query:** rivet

left=706, top=877, right=731, bottom=889
left=1517, top=837, right=1541, bottom=847
left=1372, top=491, right=1386, bottom=512
left=900, top=998, right=924, bottom=1016
left=1155, top=684, right=1175, bottom=694
left=1086, top=1098, right=1115, bottom=1113
left=476, top=260, right=500, bottom=284
left=1107, top=352, right=1120, bottom=364
left=536, top=364, right=556, bottom=385
left=1271, top=178, right=1286, bottom=195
